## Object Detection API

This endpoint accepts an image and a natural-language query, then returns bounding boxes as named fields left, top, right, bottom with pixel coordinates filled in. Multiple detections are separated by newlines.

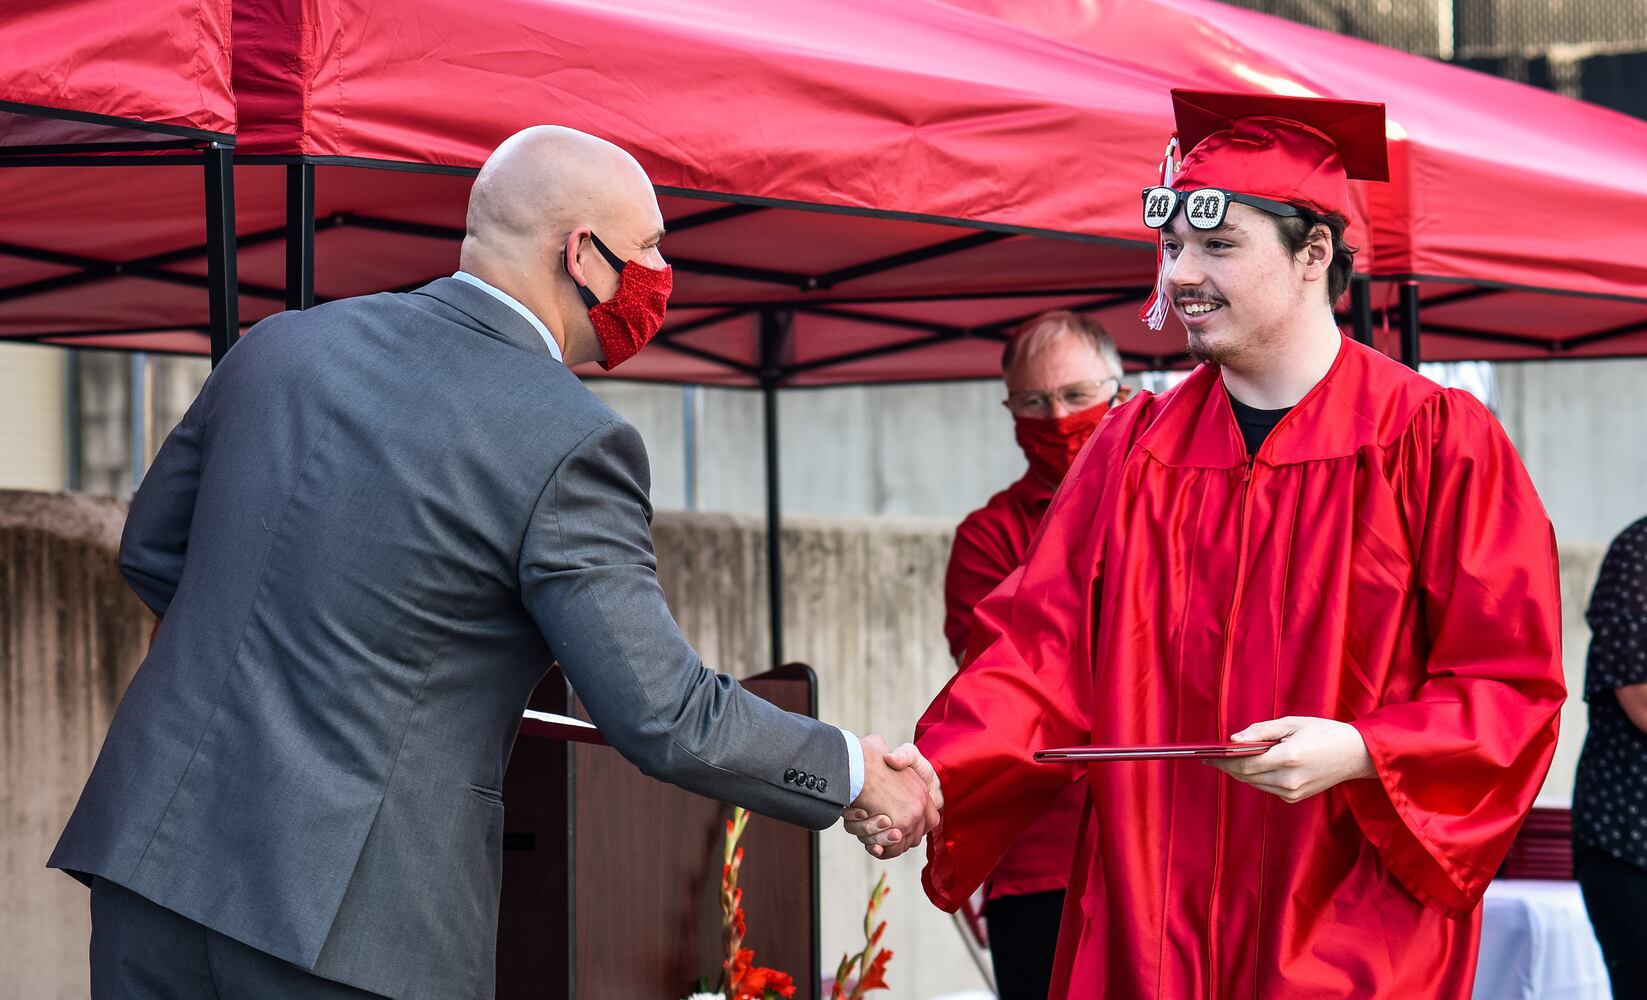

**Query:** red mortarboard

left=1139, top=90, right=1389, bottom=328
left=1171, top=89, right=1389, bottom=217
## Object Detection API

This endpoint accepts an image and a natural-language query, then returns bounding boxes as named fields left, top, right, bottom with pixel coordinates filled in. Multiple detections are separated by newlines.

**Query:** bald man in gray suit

left=50, top=127, right=940, bottom=1000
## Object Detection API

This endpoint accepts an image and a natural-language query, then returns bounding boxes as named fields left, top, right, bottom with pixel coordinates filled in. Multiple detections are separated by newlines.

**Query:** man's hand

left=843, top=741, right=943, bottom=859
left=1204, top=716, right=1374, bottom=804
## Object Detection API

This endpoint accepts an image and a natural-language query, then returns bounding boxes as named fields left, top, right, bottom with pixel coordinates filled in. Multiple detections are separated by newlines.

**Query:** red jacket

left=944, top=473, right=1086, bottom=901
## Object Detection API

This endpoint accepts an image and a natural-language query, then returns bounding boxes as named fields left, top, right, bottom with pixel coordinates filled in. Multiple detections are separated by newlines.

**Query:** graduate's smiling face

left=1162, top=202, right=1323, bottom=367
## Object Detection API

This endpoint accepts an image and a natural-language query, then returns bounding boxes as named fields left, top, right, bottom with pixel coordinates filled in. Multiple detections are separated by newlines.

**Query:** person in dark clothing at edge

left=1573, top=515, right=1647, bottom=998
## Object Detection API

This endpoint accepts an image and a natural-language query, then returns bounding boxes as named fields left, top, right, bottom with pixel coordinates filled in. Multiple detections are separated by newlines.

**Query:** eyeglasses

left=1004, top=378, right=1122, bottom=418
left=1141, top=186, right=1306, bottom=232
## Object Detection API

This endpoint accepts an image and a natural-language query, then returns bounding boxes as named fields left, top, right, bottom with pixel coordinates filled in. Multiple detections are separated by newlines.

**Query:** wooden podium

left=496, top=665, right=821, bottom=999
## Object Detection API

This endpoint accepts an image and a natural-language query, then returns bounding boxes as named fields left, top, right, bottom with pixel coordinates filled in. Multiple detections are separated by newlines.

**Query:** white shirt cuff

left=840, top=728, right=866, bottom=803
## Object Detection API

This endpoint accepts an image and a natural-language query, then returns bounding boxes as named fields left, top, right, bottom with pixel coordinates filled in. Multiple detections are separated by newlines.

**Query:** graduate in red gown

left=943, top=311, right=1131, bottom=1000
left=849, top=91, right=1565, bottom=998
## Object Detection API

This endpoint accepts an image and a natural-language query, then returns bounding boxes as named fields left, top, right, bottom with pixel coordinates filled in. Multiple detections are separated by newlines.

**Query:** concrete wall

left=592, top=381, right=1026, bottom=523
left=0, top=491, right=151, bottom=1000
left=43, top=353, right=1641, bottom=547
left=3, top=486, right=1603, bottom=998
left=1497, top=358, right=1647, bottom=548
left=1551, top=544, right=1606, bottom=806
left=53, top=348, right=1646, bottom=550
left=73, top=351, right=209, bottom=499
left=0, top=347, right=210, bottom=500
left=590, top=355, right=1647, bottom=550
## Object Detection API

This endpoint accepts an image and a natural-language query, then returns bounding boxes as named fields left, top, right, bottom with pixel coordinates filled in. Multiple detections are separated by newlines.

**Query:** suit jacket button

left=817, top=777, right=827, bottom=793
left=806, top=775, right=818, bottom=790
left=784, top=768, right=798, bottom=784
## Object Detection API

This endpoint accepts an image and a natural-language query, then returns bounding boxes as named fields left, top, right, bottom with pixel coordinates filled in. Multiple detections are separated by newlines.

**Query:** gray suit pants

left=90, top=878, right=386, bottom=1000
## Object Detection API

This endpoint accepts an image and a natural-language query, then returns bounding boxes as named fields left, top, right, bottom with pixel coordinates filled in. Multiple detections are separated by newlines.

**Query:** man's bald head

left=463, top=126, right=654, bottom=256
left=458, top=126, right=667, bottom=366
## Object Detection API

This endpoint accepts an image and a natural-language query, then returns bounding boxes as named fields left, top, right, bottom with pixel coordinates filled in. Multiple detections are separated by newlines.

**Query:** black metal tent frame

left=257, top=155, right=1605, bottom=669
left=258, top=157, right=1180, bottom=670
left=0, top=99, right=240, bottom=364
left=7, top=142, right=1647, bottom=664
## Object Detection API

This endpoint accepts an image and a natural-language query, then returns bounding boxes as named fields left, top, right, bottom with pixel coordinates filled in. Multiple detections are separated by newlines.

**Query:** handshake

left=841, top=737, right=944, bottom=860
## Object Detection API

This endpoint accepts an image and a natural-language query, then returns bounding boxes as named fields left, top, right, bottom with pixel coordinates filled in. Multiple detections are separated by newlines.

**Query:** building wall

left=589, top=356, right=1647, bottom=548
left=74, top=352, right=209, bottom=499
left=591, top=380, right=1025, bottom=522
left=1217, top=0, right=1647, bottom=114
left=0, top=344, right=67, bottom=492
left=82, top=354, right=1645, bottom=550
left=1497, top=358, right=1647, bottom=548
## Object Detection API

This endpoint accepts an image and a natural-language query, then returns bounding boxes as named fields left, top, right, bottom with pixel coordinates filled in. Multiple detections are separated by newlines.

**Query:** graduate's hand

left=844, top=737, right=941, bottom=860
left=843, top=741, right=943, bottom=859
left=1205, top=717, right=1375, bottom=803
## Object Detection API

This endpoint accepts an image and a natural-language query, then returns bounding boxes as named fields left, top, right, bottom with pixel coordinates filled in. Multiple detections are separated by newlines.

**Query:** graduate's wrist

left=1335, top=720, right=1376, bottom=782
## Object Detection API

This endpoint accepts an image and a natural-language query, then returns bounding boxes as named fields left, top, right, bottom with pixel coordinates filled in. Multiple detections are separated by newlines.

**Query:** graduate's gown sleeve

left=1344, top=388, right=1566, bottom=917
left=916, top=397, right=1150, bottom=912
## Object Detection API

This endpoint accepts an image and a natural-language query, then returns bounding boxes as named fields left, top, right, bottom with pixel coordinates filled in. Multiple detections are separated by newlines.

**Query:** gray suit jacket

left=49, top=278, right=850, bottom=1000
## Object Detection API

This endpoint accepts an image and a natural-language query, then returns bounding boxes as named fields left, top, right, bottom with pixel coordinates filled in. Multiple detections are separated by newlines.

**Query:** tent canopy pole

left=286, top=163, right=316, bottom=311
left=1400, top=282, right=1422, bottom=369
left=204, top=143, right=239, bottom=366
left=758, top=309, right=790, bottom=670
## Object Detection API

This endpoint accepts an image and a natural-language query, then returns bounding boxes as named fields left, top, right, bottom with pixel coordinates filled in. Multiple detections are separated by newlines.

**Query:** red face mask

left=1013, top=402, right=1111, bottom=486
left=570, top=232, right=674, bottom=371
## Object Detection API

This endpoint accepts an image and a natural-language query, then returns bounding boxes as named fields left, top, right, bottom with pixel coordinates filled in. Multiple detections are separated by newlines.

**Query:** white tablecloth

left=1472, top=880, right=1612, bottom=1000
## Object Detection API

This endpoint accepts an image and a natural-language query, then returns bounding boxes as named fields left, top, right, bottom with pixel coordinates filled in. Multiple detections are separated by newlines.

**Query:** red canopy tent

left=1, top=1, right=234, bottom=143
left=948, top=0, right=1647, bottom=363
left=0, top=0, right=242, bottom=361
left=2, top=0, right=1200, bottom=377
left=8, top=0, right=1647, bottom=656
left=13, top=1, right=1646, bottom=372
left=2, top=0, right=1207, bottom=664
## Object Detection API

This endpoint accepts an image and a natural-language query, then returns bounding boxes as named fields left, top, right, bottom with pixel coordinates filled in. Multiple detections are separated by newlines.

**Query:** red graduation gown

left=945, top=474, right=1086, bottom=900
left=916, top=338, right=1564, bottom=999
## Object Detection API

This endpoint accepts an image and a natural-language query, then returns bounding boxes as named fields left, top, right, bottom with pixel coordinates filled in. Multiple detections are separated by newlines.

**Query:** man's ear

left=1299, top=223, right=1333, bottom=279
left=562, top=228, right=591, bottom=288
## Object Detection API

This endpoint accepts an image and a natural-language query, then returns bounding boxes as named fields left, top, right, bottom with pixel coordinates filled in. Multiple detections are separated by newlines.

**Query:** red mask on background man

left=569, top=231, right=673, bottom=371
left=1014, top=402, right=1111, bottom=486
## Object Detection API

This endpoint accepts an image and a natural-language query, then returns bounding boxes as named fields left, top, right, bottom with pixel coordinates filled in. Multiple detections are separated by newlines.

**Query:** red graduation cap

left=1139, top=90, right=1389, bottom=329
left=1172, top=89, right=1389, bottom=216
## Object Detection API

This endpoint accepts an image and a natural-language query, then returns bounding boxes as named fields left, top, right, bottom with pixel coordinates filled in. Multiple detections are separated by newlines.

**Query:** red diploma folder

left=1034, top=741, right=1277, bottom=762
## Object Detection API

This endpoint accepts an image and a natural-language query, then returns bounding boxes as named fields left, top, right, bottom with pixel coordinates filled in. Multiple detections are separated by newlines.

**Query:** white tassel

left=1140, top=136, right=1179, bottom=331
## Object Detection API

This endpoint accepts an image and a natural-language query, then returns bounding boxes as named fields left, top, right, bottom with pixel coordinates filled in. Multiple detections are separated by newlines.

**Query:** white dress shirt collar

left=451, top=271, right=563, bottom=362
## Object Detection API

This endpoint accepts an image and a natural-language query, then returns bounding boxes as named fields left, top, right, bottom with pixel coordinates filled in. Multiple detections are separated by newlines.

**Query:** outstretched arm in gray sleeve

left=518, top=418, right=849, bottom=830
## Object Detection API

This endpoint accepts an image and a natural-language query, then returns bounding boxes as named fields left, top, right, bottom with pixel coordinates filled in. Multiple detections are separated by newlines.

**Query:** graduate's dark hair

left=1273, top=208, right=1356, bottom=306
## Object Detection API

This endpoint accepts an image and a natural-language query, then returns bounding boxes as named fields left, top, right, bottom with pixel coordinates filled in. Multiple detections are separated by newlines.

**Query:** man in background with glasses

left=940, top=309, right=1129, bottom=1000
